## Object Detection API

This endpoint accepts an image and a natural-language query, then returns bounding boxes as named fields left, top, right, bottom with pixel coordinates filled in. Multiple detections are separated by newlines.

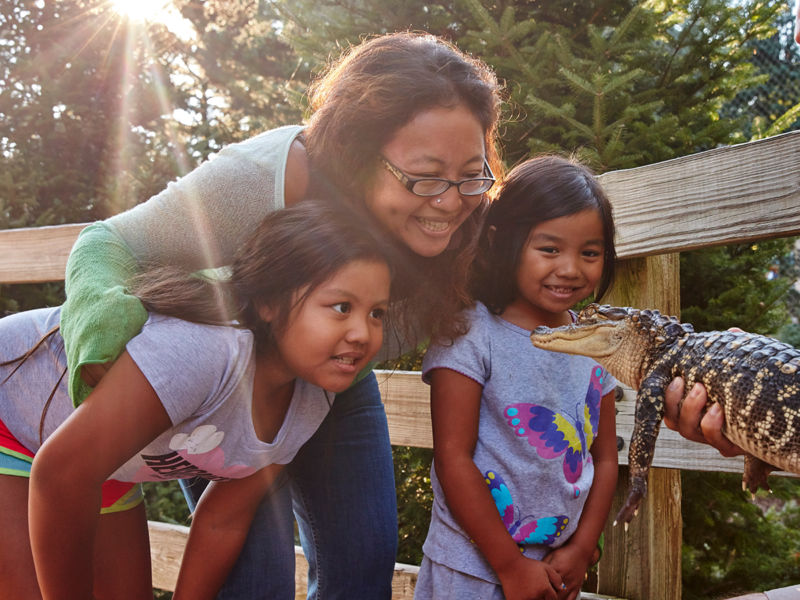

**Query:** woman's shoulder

left=223, top=125, right=305, bottom=162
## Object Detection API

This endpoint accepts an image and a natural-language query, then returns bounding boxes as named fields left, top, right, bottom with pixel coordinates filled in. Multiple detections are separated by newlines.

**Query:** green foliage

left=723, top=8, right=800, bottom=140
left=143, top=481, right=191, bottom=525
left=778, top=323, right=800, bottom=348
left=455, top=0, right=782, bottom=171
left=680, top=238, right=796, bottom=334
left=681, top=472, right=800, bottom=599
left=0, top=0, right=184, bottom=225
left=393, top=446, right=434, bottom=564
left=0, top=283, right=65, bottom=317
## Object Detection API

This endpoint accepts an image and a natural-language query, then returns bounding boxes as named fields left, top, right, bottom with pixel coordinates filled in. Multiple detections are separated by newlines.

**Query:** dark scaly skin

left=530, top=304, right=800, bottom=525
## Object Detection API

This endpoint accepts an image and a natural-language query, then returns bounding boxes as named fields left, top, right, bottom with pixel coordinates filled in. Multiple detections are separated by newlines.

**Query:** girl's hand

left=496, top=555, right=562, bottom=600
left=543, top=544, right=592, bottom=600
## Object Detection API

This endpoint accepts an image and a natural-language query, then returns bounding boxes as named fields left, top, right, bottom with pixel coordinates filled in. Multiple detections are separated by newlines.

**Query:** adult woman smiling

left=60, top=32, right=502, bottom=599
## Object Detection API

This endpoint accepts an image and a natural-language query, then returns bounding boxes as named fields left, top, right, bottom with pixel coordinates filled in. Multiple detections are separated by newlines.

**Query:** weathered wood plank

left=148, top=521, right=189, bottom=592
left=147, top=521, right=627, bottom=598
left=146, top=521, right=422, bottom=598
left=0, top=223, right=85, bottom=284
left=1, top=132, right=799, bottom=284
left=601, top=130, right=800, bottom=258
left=597, top=254, right=683, bottom=600
left=376, top=369, right=799, bottom=478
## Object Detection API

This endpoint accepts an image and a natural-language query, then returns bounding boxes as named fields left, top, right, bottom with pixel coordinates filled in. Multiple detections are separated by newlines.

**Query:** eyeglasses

left=380, top=156, right=495, bottom=197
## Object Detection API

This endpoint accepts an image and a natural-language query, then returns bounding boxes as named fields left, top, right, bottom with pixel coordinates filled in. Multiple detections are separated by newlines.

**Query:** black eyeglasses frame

left=380, top=156, right=495, bottom=197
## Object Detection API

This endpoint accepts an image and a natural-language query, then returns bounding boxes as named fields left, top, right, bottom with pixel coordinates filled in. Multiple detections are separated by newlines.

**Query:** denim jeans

left=180, top=372, right=398, bottom=599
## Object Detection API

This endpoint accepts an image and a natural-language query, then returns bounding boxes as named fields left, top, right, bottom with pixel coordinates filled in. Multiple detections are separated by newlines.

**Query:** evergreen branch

left=558, top=67, right=598, bottom=95
left=458, top=0, right=540, bottom=82
left=761, top=101, right=800, bottom=139
left=524, top=95, right=594, bottom=139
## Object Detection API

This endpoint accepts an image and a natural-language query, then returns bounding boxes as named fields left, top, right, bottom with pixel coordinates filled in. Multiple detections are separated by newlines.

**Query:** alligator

left=530, top=303, right=800, bottom=525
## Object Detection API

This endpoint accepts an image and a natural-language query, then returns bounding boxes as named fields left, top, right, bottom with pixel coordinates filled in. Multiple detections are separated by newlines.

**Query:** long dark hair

left=132, top=199, right=395, bottom=352
left=472, top=155, right=617, bottom=315
left=304, top=32, right=503, bottom=343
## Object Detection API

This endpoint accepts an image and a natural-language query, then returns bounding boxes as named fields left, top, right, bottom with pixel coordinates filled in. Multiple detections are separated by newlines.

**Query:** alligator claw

left=615, top=489, right=644, bottom=525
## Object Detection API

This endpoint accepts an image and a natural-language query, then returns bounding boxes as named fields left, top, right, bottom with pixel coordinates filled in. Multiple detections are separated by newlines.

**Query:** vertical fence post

left=597, top=254, right=683, bottom=600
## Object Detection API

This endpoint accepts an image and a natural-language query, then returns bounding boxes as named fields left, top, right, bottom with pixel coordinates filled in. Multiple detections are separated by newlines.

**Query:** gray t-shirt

left=421, top=302, right=617, bottom=583
left=0, top=307, right=332, bottom=482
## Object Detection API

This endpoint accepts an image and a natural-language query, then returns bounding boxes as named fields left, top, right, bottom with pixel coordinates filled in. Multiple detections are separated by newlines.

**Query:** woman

left=60, top=32, right=502, bottom=598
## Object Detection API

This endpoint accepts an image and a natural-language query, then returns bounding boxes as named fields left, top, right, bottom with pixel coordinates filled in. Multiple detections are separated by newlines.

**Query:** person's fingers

left=700, top=403, right=745, bottom=457
left=676, top=382, right=709, bottom=443
left=663, top=377, right=685, bottom=431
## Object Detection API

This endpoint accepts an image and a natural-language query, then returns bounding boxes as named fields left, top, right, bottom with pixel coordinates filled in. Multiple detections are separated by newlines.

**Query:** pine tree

left=0, top=0, right=182, bottom=226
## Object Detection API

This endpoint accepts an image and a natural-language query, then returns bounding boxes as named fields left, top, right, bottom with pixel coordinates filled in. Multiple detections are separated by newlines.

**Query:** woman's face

left=366, top=104, right=487, bottom=257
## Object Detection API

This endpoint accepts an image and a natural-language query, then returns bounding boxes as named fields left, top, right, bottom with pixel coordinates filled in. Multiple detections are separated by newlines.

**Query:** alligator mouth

left=531, top=322, right=619, bottom=358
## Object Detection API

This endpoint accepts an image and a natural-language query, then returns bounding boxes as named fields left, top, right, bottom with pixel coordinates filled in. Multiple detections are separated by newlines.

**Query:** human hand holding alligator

left=663, top=377, right=745, bottom=458
left=531, top=304, right=800, bottom=526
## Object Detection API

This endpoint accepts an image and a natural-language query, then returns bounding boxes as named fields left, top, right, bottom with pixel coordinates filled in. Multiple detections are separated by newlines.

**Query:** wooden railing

left=2, top=130, right=799, bottom=599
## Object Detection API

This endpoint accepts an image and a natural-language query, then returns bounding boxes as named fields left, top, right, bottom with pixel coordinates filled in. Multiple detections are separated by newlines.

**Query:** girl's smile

left=502, top=208, right=606, bottom=330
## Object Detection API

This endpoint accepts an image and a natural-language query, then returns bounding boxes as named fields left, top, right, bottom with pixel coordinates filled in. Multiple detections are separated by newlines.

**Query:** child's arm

left=173, top=464, right=284, bottom=599
left=28, top=350, right=173, bottom=599
left=543, top=389, right=618, bottom=599
left=430, top=368, right=563, bottom=600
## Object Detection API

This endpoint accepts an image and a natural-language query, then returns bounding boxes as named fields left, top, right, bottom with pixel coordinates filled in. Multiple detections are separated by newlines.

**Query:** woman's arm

left=173, top=464, right=284, bottom=599
left=61, top=222, right=149, bottom=404
left=543, top=390, right=618, bottom=600
left=29, top=351, right=172, bottom=599
left=429, top=368, right=561, bottom=600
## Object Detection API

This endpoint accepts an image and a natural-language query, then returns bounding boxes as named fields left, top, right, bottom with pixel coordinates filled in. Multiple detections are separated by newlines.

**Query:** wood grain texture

left=148, top=522, right=627, bottom=598
left=591, top=255, right=682, bottom=599
left=0, top=223, right=85, bottom=283
left=601, top=130, right=800, bottom=258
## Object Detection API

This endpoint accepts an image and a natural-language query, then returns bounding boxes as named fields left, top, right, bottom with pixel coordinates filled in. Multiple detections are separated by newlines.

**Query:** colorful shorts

left=0, top=417, right=144, bottom=514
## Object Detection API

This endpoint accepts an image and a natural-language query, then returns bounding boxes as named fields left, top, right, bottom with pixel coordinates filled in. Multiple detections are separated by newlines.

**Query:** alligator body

left=530, top=303, right=800, bottom=524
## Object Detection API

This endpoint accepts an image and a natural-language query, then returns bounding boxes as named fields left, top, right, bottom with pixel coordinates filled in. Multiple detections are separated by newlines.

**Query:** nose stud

left=434, top=198, right=443, bottom=205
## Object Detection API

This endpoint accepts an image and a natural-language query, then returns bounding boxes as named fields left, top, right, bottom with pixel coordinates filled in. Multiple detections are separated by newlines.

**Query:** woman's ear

left=257, top=304, right=276, bottom=323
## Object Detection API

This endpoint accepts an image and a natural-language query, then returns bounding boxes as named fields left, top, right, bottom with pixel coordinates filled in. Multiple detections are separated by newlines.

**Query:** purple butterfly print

left=504, top=366, right=604, bottom=487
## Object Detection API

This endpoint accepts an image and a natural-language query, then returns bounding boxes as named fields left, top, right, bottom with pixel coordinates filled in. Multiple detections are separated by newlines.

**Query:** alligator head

left=530, top=303, right=694, bottom=390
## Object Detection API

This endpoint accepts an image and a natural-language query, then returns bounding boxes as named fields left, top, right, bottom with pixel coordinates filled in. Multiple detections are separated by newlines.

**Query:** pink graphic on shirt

left=132, top=425, right=256, bottom=481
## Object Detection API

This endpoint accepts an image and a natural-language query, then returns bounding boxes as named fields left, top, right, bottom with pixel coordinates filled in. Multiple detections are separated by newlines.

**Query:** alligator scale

left=530, top=304, right=800, bottom=525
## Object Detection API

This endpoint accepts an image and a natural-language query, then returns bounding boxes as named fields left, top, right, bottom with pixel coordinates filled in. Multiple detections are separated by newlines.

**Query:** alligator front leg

left=617, top=376, right=669, bottom=525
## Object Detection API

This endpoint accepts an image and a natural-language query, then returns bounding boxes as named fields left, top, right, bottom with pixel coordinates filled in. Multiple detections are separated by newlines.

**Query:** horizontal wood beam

left=0, top=223, right=85, bottom=284
left=601, top=130, right=800, bottom=258
left=1, top=132, right=799, bottom=284
left=147, top=521, right=626, bottom=599
left=377, top=370, right=795, bottom=478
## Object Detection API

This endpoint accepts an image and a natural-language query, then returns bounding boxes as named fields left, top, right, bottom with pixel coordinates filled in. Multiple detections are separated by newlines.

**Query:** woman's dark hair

left=303, top=31, right=503, bottom=343
left=132, top=199, right=394, bottom=351
left=472, top=155, right=617, bottom=315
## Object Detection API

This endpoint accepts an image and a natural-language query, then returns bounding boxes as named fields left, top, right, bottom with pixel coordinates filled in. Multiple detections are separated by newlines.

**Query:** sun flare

left=109, top=0, right=172, bottom=23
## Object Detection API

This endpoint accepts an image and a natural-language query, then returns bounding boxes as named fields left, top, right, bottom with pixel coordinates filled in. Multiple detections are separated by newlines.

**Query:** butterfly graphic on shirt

left=503, top=365, right=604, bottom=496
left=484, top=470, right=568, bottom=546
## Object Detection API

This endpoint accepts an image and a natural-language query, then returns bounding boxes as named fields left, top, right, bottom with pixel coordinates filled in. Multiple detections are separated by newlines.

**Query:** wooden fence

left=1, top=130, right=799, bottom=599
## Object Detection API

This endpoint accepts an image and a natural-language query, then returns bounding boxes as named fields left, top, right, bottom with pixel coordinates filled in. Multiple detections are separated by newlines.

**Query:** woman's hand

left=663, top=377, right=744, bottom=457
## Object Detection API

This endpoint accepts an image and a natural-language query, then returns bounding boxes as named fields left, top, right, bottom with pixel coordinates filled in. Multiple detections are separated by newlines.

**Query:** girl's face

left=264, top=258, right=390, bottom=392
left=366, top=104, right=487, bottom=257
left=504, top=208, right=606, bottom=330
